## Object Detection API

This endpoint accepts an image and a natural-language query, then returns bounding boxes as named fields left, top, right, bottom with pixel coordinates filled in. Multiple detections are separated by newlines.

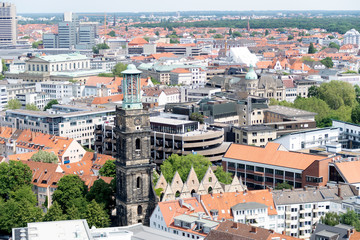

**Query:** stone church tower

left=115, top=64, right=157, bottom=226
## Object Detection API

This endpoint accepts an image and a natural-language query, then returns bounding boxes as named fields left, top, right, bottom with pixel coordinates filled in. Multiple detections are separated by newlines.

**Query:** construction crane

left=77, top=13, right=108, bottom=35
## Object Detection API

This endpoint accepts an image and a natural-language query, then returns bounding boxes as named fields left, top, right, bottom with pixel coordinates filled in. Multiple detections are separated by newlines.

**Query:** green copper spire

left=122, top=64, right=143, bottom=110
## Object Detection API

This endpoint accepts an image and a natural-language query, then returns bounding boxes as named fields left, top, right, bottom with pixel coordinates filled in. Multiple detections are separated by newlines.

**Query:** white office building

left=0, top=2, right=16, bottom=46
left=343, top=29, right=360, bottom=46
left=273, top=127, right=340, bottom=151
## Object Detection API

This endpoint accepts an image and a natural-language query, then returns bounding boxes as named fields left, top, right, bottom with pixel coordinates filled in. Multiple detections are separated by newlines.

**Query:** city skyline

left=9, top=0, right=360, bottom=13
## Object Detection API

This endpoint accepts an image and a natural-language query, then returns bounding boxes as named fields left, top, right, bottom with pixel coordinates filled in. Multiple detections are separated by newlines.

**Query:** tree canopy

left=31, top=150, right=59, bottom=163
left=160, top=154, right=233, bottom=184
left=320, top=57, right=334, bottom=68
left=322, top=210, right=360, bottom=231
left=107, top=30, right=116, bottom=37
left=92, top=43, right=110, bottom=54
left=5, top=99, right=21, bottom=110
left=99, top=160, right=116, bottom=177
left=0, top=161, right=32, bottom=199
left=25, top=103, right=40, bottom=111
left=44, top=99, right=59, bottom=111
left=112, top=63, right=128, bottom=77
left=190, top=112, right=204, bottom=124
left=308, top=43, right=316, bottom=54
left=86, top=179, right=114, bottom=213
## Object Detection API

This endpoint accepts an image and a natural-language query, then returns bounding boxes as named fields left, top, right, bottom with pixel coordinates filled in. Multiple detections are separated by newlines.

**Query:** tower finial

left=121, top=64, right=143, bottom=110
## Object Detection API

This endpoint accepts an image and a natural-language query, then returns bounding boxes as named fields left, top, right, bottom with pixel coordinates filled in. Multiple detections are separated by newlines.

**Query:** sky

left=8, top=0, right=360, bottom=13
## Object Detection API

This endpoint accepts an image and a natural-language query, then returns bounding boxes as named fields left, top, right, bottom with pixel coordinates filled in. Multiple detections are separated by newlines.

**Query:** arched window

left=208, top=187, right=213, bottom=193
left=136, top=138, right=141, bottom=150
left=137, top=177, right=141, bottom=189
left=191, top=189, right=196, bottom=195
left=137, top=205, right=142, bottom=215
left=209, top=177, right=212, bottom=182
left=175, top=191, right=180, bottom=198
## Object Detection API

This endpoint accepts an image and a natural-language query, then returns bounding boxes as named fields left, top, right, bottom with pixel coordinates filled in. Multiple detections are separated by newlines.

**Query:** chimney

left=282, top=231, right=286, bottom=235
left=93, top=152, right=98, bottom=162
left=251, top=226, right=257, bottom=233
left=31, top=131, right=35, bottom=141
left=347, top=229, right=353, bottom=238
left=338, top=186, right=342, bottom=198
left=233, top=222, right=239, bottom=229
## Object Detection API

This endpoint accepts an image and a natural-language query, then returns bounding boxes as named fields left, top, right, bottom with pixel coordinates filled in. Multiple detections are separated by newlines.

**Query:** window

left=136, top=138, right=141, bottom=150
left=137, top=205, right=142, bottom=215
left=137, top=177, right=141, bottom=188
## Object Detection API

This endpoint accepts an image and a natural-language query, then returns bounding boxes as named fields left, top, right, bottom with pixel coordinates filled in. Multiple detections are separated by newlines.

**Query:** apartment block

left=233, top=125, right=276, bottom=147
left=0, top=104, right=115, bottom=147
left=273, top=185, right=356, bottom=239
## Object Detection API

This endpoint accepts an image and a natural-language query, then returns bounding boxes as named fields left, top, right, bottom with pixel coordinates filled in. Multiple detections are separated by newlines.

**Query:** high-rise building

left=115, top=64, right=157, bottom=226
left=0, top=2, right=17, bottom=46
left=343, top=29, right=360, bottom=46
left=43, top=12, right=97, bottom=49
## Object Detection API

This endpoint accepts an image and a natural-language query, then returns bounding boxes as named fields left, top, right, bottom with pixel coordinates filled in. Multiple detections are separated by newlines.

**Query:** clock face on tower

left=134, top=117, right=141, bottom=126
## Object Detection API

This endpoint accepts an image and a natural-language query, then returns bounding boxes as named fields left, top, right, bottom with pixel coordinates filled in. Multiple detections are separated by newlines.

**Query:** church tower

left=115, top=64, right=157, bottom=226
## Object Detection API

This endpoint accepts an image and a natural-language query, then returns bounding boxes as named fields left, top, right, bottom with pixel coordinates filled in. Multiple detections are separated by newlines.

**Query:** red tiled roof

left=224, top=143, right=325, bottom=170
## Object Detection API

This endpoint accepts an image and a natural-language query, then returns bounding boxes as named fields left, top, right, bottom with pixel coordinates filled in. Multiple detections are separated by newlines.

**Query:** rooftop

left=231, top=202, right=268, bottom=211
left=29, top=53, right=88, bottom=63
left=266, top=105, right=317, bottom=118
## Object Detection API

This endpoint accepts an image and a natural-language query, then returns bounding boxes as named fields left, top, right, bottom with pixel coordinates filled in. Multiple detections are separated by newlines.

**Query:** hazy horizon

left=8, top=0, right=360, bottom=14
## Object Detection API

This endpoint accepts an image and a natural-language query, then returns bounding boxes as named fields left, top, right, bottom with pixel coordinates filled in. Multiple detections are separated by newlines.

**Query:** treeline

left=270, top=80, right=360, bottom=127
left=134, top=17, right=360, bottom=34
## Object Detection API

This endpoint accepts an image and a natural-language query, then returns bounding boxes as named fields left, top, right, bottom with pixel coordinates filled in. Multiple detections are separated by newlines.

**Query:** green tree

left=52, top=175, right=88, bottom=211
left=213, top=34, right=223, bottom=39
left=107, top=30, right=116, bottom=37
left=340, top=210, right=360, bottom=231
left=355, top=85, right=360, bottom=103
left=25, top=103, right=40, bottom=111
left=92, top=43, right=110, bottom=54
left=207, top=29, right=216, bottom=34
left=308, top=85, right=320, bottom=98
left=125, top=26, right=128, bottom=32
left=318, top=81, right=357, bottom=109
left=160, top=154, right=231, bottom=185
left=288, top=35, right=294, bottom=40
left=85, top=200, right=110, bottom=228
left=44, top=201, right=67, bottom=221
left=32, top=40, right=42, bottom=49
left=275, top=181, right=292, bottom=190
left=143, top=37, right=150, bottom=42
left=112, top=63, right=128, bottom=77
left=155, top=31, right=160, bottom=36
left=31, top=150, right=58, bottom=163
left=322, top=212, right=340, bottom=226
left=5, top=99, right=21, bottom=110
left=44, top=99, right=59, bottom=111
left=0, top=161, right=32, bottom=199
left=265, top=29, right=269, bottom=36
left=320, top=57, right=334, bottom=68
left=232, top=31, right=242, bottom=37
left=0, top=186, right=43, bottom=233
left=228, top=28, right=232, bottom=36
left=1, top=59, right=8, bottom=73
left=308, top=43, right=317, bottom=54
left=66, top=204, right=83, bottom=220
left=86, top=179, right=114, bottom=212
left=214, top=166, right=233, bottom=184
left=170, top=38, right=180, bottom=44
left=328, top=35, right=335, bottom=39
left=190, top=112, right=204, bottom=124
left=351, top=105, right=360, bottom=124
left=329, top=42, right=340, bottom=50
left=99, top=160, right=116, bottom=177
left=293, top=97, right=331, bottom=126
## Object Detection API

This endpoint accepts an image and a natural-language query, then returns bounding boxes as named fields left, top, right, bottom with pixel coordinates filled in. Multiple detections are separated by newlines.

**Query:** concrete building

left=16, top=92, right=51, bottom=110
left=332, top=120, right=360, bottom=149
left=310, top=223, right=360, bottom=240
left=12, top=220, right=185, bottom=240
left=0, top=104, right=115, bottom=147
left=0, top=2, right=16, bottom=46
left=273, top=127, right=340, bottom=151
left=233, top=125, right=276, bottom=147
left=343, top=29, right=360, bottom=46
left=264, top=105, right=317, bottom=123
left=222, top=142, right=338, bottom=190
left=142, top=87, right=180, bottom=106
left=273, top=185, right=356, bottom=239
left=180, top=87, right=221, bottom=103
left=36, top=81, right=85, bottom=101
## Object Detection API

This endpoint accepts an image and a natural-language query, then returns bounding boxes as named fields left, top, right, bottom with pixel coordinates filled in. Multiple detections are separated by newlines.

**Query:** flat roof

left=266, top=105, right=317, bottom=117
left=232, top=202, right=268, bottom=211
left=150, top=116, right=196, bottom=126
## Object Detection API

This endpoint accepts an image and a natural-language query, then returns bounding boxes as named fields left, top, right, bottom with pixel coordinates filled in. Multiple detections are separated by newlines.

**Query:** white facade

left=0, top=85, right=7, bottom=110
left=343, top=29, right=360, bottom=46
left=16, top=92, right=52, bottom=110
left=273, top=127, right=340, bottom=151
left=36, top=81, right=85, bottom=101
left=0, top=2, right=17, bottom=46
